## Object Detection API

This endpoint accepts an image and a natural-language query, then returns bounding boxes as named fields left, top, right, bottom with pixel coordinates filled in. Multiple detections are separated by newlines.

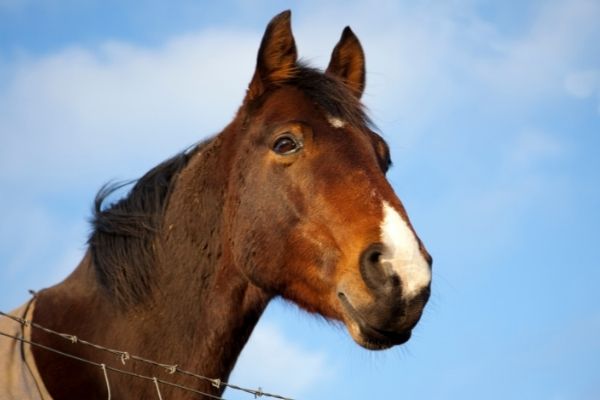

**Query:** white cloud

left=470, top=0, right=600, bottom=98
left=0, top=29, right=259, bottom=190
left=226, top=322, right=333, bottom=399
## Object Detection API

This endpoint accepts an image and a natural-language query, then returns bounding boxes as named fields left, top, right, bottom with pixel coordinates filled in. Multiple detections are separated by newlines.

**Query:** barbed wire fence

left=0, top=306, right=295, bottom=400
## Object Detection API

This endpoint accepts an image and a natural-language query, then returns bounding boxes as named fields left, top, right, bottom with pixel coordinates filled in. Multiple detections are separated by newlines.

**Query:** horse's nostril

left=360, top=243, right=388, bottom=291
left=368, top=251, right=381, bottom=264
left=362, top=243, right=384, bottom=266
left=390, top=274, right=401, bottom=287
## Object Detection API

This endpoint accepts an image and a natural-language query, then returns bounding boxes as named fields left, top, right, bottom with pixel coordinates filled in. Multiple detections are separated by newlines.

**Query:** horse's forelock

left=245, top=63, right=373, bottom=131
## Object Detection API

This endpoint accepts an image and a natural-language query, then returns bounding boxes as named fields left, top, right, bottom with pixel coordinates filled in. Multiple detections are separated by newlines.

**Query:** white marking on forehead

left=380, top=201, right=431, bottom=299
left=327, top=116, right=346, bottom=129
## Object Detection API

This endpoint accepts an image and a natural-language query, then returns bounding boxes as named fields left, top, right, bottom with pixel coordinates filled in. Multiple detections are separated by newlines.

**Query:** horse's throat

left=152, top=260, right=270, bottom=380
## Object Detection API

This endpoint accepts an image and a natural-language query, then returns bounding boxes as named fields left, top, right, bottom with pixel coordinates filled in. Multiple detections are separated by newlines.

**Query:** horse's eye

left=272, top=134, right=302, bottom=155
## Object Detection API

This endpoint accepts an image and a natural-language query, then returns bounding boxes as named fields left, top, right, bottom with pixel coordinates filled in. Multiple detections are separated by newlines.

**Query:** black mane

left=88, top=146, right=198, bottom=306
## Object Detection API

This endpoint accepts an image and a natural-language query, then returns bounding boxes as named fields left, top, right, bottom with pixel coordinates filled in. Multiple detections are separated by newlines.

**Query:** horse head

left=224, top=11, right=432, bottom=350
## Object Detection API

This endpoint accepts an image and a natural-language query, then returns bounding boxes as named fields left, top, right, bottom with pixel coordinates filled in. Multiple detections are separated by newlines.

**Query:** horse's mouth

left=337, top=292, right=412, bottom=350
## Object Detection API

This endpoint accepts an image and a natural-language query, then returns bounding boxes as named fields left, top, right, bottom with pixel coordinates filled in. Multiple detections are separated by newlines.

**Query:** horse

left=0, top=10, right=432, bottom=399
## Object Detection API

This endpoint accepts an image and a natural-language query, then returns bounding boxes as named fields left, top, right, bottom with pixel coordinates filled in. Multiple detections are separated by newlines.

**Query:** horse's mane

left=88, top=144, right=201, bottom=306
left=88, top=63, right=373, bottom=307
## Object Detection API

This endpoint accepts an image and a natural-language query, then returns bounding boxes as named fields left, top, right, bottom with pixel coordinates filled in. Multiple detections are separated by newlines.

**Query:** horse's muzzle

left=337, top=243, right=431, bottom=349
left=337, top=287, right=429, bottom=350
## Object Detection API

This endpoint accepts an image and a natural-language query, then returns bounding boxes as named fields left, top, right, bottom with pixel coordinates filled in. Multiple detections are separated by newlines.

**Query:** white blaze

left=380, top=201, right=431, bottom=299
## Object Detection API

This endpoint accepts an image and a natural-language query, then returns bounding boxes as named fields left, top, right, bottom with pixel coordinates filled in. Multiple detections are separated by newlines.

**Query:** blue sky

left=1, top=1, right=599, bottom=399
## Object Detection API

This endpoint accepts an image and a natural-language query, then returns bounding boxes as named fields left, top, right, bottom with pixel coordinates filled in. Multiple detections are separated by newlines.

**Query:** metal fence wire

left=0, top=308, right=294, bottom=400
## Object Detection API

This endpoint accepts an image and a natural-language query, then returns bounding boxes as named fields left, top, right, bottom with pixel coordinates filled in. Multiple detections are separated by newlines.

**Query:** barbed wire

left=0, top=309, right=294, bottom=400
left=0, top=330, right=223, bottom=400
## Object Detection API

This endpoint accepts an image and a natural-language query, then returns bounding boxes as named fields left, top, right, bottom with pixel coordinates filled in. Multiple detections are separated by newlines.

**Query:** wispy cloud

left=470, top=0, right=600, bottom=99
left=0, top=30, right=259, bottom=190
left=227, top=322, right=333, bottom=399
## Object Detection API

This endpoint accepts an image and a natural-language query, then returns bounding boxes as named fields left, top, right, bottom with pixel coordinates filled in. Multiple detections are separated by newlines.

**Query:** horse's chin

left=338, top=293, right=413, bottom=350
left=345, top=318, right=412, bottom=350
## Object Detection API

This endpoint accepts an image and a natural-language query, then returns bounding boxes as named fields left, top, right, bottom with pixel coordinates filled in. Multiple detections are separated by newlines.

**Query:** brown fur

left=30, top=10, right=431, bottom=399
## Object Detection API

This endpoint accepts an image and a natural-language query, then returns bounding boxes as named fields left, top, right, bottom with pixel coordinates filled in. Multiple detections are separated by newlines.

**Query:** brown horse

left=4, top=10, right=432, bottom=399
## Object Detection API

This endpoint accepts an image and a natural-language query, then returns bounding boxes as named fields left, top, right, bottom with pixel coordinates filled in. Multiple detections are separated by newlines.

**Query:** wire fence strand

left=0, top=309, right=295, bottom=400
left=0, top=331, right=224, bottom=399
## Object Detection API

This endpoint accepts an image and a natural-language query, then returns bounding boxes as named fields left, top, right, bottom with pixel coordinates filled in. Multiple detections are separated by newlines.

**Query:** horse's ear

left=326, top=27, right=366, bottom=98
left=247, top=10, right=298, bottom=100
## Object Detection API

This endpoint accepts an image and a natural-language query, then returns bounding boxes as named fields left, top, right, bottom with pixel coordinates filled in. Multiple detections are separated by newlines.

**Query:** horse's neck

left=32, top=134, right=271, bottom=399
left=152, top=132, right=271, bottom=373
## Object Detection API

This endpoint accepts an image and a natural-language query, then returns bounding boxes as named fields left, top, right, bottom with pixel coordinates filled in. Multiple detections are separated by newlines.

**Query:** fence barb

left=0, top=310, right=295, bottom=400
